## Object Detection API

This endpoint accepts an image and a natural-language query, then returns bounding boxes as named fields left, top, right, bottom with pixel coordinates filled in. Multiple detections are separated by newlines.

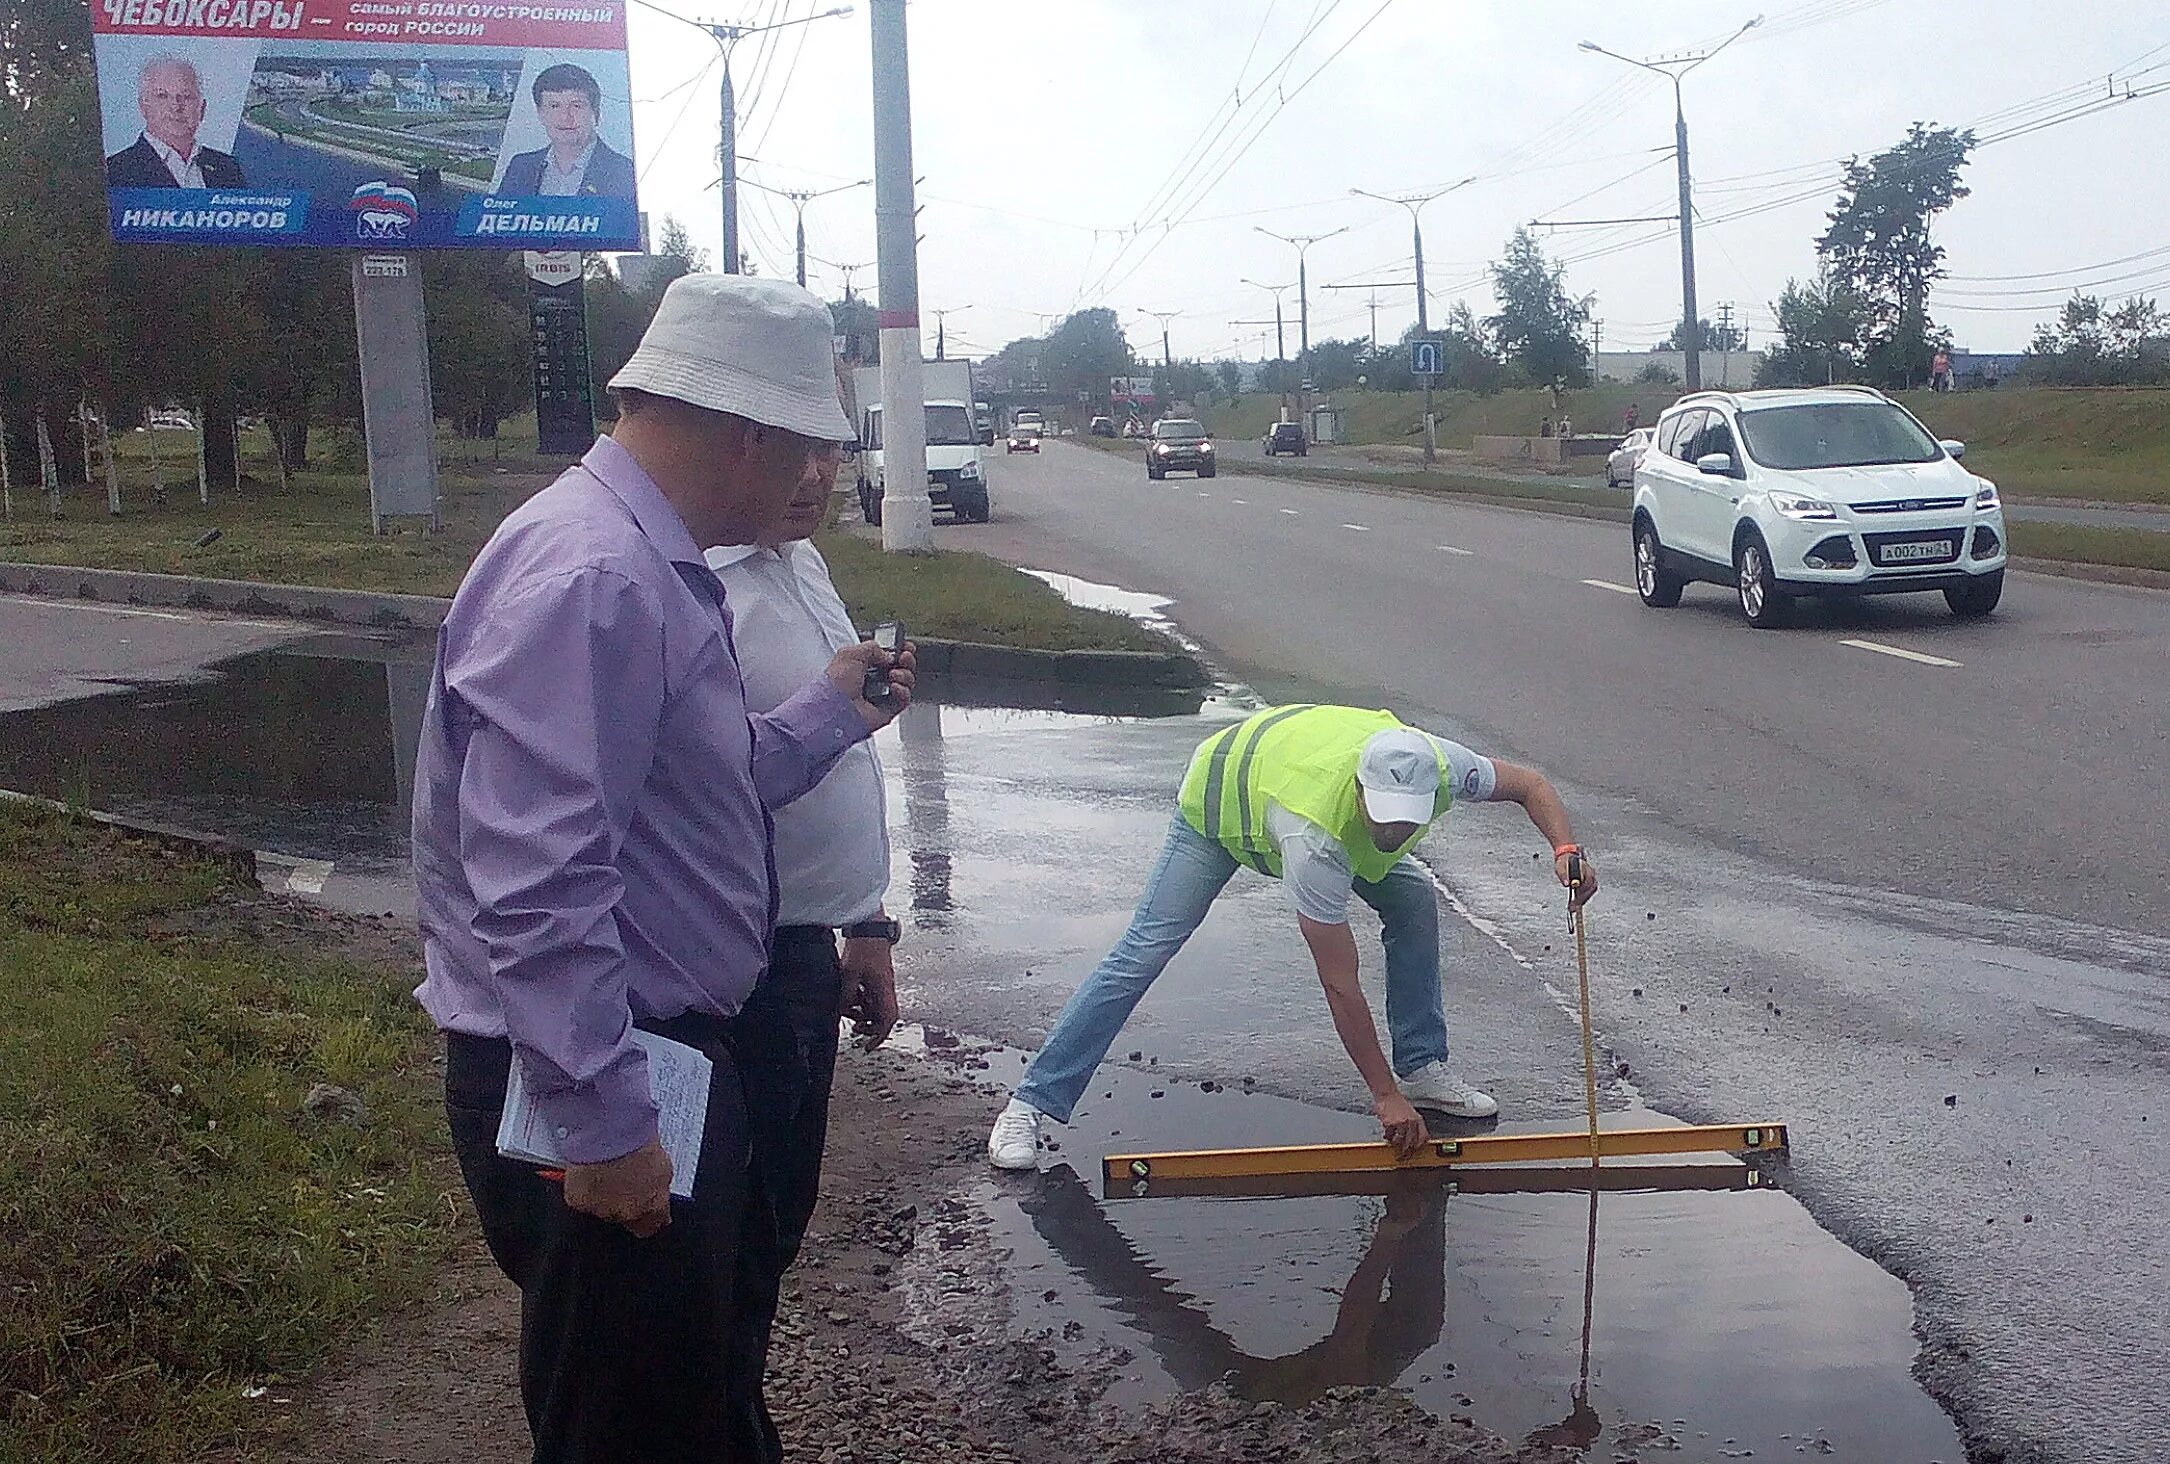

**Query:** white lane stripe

left=1279, top=508, right=1299, bottom=516
left=1230, top=497, right=1248, bottom=504
left=1198, top=491, right=1213, bottom=497
left=1342, top=522, right=1371, bottom=532
left=1840, top=637, right=1962, bottom=668
left=1439, top=545, right=1474, bottom=556
left=1582, top=578, right=1638, bottom=596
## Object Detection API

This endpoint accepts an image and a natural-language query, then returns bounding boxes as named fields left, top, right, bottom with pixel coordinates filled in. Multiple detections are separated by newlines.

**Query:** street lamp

left=1138, top=308, right=1181, bottom=371
left=741, top=176, right=871, bottom=287
left=1254, top=226, right=1347, bottom=405
left=698, top=5, right=856, bottom=273
left=1347, top=176, right=1475, bottom=337
left=1578, top=16, right=1761, bottom=389
left=1239, top=278, right=1291, bottom=364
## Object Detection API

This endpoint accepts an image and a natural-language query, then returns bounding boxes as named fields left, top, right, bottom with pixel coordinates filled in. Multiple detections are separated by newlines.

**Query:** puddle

left=0, top=637, right=430, bottom=886
left=930, top=1039, right=1964, bottom=1464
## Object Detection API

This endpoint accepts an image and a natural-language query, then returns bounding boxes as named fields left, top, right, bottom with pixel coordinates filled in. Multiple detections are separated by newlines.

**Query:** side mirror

left=1939, top=438, right=1965, bottom=460
left=1696, top=452, right=1735, bottom=476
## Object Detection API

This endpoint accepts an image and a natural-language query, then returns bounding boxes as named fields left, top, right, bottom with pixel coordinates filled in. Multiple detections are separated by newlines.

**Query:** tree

left=1485, top=228, right=1592, bottom=386
left=1302, top=337, right=1370, bottom=392
left=2025, top=292, right=2167, bottom=385
left=1662, top=317, right=1746, bottom=353
left=1816, top=123, right=1974, bottom=389
left=423, top=254, right=531, bottom=439
left=1215, top=360, right=1243, bottom=398
left=656, top=214, right=709, bottom=274
left=1756, top=271, right=1870, bottom=387
left=1040, top=309, right=1135, bottom=403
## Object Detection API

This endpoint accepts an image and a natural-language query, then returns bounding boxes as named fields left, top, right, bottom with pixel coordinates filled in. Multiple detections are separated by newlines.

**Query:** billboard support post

left=350, top=253, right=441, bottom=536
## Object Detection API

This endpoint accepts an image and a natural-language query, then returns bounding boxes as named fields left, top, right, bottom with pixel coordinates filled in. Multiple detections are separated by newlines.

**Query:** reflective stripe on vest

left=1178, top=705, right=1452, bottom=883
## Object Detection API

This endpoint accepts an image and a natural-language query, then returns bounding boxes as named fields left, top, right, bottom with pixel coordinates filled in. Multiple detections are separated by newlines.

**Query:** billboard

left=1110, top=375, right=1156, bottom=406
left=90, top=0, right=640, bottom=249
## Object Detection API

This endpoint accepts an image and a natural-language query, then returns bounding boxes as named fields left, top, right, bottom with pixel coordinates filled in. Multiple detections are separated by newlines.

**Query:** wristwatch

left=843, top=916, right=902, bottom=945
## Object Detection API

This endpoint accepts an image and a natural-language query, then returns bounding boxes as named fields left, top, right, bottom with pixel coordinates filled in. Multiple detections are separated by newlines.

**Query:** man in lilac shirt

left=413, top=274, right=913, bottom=1463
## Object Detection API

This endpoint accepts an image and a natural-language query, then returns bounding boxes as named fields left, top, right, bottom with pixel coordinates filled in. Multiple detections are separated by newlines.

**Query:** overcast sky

left=620, top=0, right=2170, bottom=362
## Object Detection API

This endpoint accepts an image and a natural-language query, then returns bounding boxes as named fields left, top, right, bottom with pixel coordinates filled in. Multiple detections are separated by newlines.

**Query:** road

left=947, top=440, right=2170, bottom=1464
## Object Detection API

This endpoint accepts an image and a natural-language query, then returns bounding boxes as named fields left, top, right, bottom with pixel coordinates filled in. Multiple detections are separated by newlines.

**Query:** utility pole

left=931, top=306, right=966, bottom=361
left=1140, top=309, right=1180, bottom=370
left=1349, top=176, right=1475, bottom=338
left=1256, top=228, right=1347, bottom=432
left=830, top=258, right=873, bottom=301
left=1578, top=18, right=1761, bottom=392
left=706, top=6, right=855, bottom=274
left=1716, top=300, right=1736, bottom=386
left=744, top=176, right=871, bottom=287
left=871, top=0, right=931, bottom=551
left=1240, top=278, right=1290, bottom=365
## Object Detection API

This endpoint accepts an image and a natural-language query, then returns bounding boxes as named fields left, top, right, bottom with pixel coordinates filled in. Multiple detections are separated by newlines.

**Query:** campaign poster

left=91, top=0, right=640, bottom=250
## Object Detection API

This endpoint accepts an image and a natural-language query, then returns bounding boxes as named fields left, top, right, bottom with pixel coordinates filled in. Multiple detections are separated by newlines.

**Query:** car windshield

left=1272, top=425, right=1301, bottom=439
left=1735, top=402, right=1942, bottom=470
left=926, top=405, right=977, bottom=446
left=1154, top=420, right=1206, bottom=441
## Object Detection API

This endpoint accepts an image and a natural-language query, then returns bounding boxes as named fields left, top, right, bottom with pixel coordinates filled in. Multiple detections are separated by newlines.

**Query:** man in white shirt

left=706, top=439, right=899, bottom=1458
left=989, top=705, right=1597, bottom=1170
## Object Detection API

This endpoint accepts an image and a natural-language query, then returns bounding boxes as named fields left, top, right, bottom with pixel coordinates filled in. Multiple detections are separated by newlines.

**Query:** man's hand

left=1376, top=1091, right=1430, bottom=1160
left=826, top=640, right=917, bottom=731
left=563, top=1137, right=674, bottom=1238
left=840, top=935, right=899, bottom=1050
left=1554, top=850, right=1599, bottom=908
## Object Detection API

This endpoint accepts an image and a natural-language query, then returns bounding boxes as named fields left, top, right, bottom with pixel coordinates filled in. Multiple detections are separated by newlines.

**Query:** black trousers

left=444, top=1017, right=757, bottom=1464
left=719, top=926, right=846, bottom=1461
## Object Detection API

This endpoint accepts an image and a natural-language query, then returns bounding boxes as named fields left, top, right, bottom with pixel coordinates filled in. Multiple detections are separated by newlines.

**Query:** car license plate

left=1879, top=539, right=1952, bottom=564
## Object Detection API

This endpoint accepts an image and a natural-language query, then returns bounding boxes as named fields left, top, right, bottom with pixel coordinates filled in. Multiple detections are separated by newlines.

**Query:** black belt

left=776, top=924, right=838, bottom=942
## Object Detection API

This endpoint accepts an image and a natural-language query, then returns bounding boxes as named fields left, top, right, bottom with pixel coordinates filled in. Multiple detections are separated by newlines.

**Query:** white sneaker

left=987, top=1098, right=1044, bottom=1170
left=1398, top=1062, right=1499, bottom=1119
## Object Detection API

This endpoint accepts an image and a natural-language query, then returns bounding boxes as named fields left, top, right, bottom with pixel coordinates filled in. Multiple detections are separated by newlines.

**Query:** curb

left=0, top=788, right=259, bottom=883
left=0, top=561, right=454, bottom=629
left=2011, top=556, right=2170, bottom=592
left=0, top=561, right=1213, bottom=684
left=907, top=636, right=1208, bottom=689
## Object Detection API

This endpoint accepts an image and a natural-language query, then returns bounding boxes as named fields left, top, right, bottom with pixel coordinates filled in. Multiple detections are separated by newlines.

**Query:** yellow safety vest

left=1176, top=705, right=1451, bottom=884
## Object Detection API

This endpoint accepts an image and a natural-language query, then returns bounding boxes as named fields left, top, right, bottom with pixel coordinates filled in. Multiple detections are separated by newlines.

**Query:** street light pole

left=1255, top=227, right=1347, bottom=417
left=1578, top=18, right=1761, bottom=392
left=931, top=306, right=967, bottom=361
left=1140, top=309, right=1180, bottom=370
left=1352, top=177, right=1477, bottom=463
left=703, top=6, right=855, bottom=275
left=1240, top=278, right=1291, bottom=367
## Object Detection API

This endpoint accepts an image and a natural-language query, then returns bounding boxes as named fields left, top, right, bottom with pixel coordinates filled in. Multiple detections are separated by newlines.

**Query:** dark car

left=1146, top=418, right=1216, bottom=479
left=1264, top=421, right=1308, bottom=457
left=1089, top=415, right=1117, bottom=438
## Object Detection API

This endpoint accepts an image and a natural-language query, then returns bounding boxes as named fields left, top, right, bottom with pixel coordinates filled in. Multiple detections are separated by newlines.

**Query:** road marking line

left=0, top=597, right=293, bottom=631
left=1198, top=491, right=1212, bottom=497
left=1341, top=522, right=1371, bottom=532
left=1279, top=508, right=1299, bottom=516
left=1230, top=497, right=1248, bottom=504
left=1439, top=545, right=1474, bottom=556
left=1840, top=637, right=1962, bottom=668
left=1581, top=578, right=1638, bottom=596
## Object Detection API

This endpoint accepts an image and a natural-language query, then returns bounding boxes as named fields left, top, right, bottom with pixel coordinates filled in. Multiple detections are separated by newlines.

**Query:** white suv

left=1631, top=386, right=2007, bottom=627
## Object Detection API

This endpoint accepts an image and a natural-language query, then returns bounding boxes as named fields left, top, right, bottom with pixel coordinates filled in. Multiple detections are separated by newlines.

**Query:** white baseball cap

left=1357, top=728, right=1442, bottom=826
left=609, top=273, right=854, bottom=442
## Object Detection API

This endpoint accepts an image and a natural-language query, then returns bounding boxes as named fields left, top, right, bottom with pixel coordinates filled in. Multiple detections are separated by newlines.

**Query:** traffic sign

left=1411, top=339, right=1444, bottom=377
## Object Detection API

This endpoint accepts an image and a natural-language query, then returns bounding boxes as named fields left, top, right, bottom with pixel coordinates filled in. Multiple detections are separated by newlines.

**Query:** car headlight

left=1974, top=480, right=2000, bottom=511
left=1198, top=442, right=1215, bottom=453
left=959, top=461, right=981, bottom=479
left=1770, top=492, right=1839, bottom=521
left=1154, top=444, right=1171, bottom=455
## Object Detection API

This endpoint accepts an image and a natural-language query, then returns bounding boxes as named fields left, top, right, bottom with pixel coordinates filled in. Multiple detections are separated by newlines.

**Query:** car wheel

left=1147, top=464, right=1164, bottom=480
left=1633, top=518, right=1684, bottom=608
left=1734, top=529, right=1792, bottom=629
left=1198, top=464, right=1217, bottom=478
left=1945, top=568, right=2003, bottom=618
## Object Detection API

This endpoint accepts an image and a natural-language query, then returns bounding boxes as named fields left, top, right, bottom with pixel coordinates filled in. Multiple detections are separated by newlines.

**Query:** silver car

left=1606, top=427, right=1653, bottom=488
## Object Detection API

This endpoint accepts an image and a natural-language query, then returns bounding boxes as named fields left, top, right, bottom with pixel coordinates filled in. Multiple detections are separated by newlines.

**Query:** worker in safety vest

left=987, top=704, right=1597, bottom=1169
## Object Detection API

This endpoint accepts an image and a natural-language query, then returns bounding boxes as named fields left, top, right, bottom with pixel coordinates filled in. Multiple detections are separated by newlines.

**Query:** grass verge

left=2007, top=520, right=2170, bottom=574
left=0, top=803, right=458, bottom=1463
left=815, top=528, right=1171, bottom=652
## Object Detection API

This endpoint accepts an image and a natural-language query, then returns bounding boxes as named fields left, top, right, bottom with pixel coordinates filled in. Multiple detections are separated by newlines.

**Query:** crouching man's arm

left=1300, top=914, right=1429, bottom=1159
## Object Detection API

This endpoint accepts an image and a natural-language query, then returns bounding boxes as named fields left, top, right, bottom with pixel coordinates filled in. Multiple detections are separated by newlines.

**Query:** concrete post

left=872, top=0, right=932, bottom=552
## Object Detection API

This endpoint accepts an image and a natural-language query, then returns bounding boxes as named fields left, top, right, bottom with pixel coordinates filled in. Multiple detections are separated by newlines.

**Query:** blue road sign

left=1411, top=339, right=1444, bottom=377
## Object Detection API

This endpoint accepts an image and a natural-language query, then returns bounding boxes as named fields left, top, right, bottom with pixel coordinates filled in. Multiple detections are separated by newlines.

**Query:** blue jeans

left=1013, top=812, right=1452, bottom=1123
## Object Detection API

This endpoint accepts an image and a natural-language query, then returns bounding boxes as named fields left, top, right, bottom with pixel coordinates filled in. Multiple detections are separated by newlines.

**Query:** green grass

left=0, top=803, right=458, bottom=1463
left=814, top=528, right=1172, bottom=652
left=2008, top=519, right=2170, bottom=574
left=1201, top=386, right=2170, bottom=507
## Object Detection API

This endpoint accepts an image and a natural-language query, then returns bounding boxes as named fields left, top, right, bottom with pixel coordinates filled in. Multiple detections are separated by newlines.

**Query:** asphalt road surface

left=948, top=440, right=2170, bottom=1464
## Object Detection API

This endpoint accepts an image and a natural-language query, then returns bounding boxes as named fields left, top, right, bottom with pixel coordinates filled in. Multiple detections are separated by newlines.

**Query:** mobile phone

left=864, top=620, right=904, bottom=704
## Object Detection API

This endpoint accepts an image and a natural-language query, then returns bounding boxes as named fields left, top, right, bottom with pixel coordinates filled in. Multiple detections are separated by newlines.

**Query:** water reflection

left=896, top=695, right=954, bottom=920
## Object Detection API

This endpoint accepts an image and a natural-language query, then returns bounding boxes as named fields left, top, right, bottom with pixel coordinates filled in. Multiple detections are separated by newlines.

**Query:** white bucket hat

left=609, top=273, right=854, bottom=442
